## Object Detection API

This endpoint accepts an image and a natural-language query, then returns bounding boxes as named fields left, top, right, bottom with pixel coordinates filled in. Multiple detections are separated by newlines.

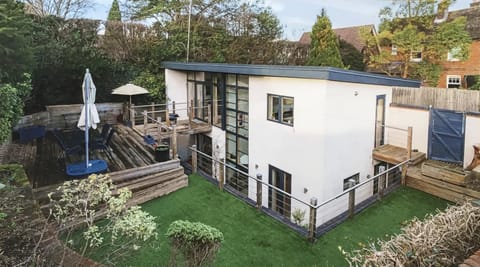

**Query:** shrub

left=344, top=202, right=480, bottom=266
left=46, top=174, right=157, bottom=264
left=166, top=220, right=224, bottom=267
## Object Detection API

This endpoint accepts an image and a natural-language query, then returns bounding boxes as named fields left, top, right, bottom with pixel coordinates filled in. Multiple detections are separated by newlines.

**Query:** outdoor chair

left=51, top=129, right=82, bottom=158
left=93, top=124, right=111, bottom=144
left=90, top=128, right=115, bottom=153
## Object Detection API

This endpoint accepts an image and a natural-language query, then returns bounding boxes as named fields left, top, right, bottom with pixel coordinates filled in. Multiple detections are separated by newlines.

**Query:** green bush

left=166, top=220, right=224, bottom=267
left=0, top=164, right=29, bottom=186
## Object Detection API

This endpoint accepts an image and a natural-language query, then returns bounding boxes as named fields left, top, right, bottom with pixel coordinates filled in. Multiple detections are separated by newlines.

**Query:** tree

left=307, top=9, right=344, bottom=68
left=107, top=0, right=122, bottom=21
left=0, top=75, right=32, bottom=143
left=22, top=0, right=93, bottom=19
left=368, top=0, right=471, bottom=85
left=0, top=0, right=33, bottom=143
left=131, top=0, right=283, bottom=64
left=339, top=39, right=365, bottom=71
left=42, top=174, right=158, bottom=264
left=0, top=0, right=33, bottom=83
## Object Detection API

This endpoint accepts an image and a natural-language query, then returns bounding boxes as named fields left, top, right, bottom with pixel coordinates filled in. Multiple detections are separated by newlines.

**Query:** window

left=410, top=49, right=422, bottom=62
left=343, top=173, right=359, bottom=191
left=447, top=47, right=461, bottom=61
left=447, top=75, right=461, bottom=88
left=268, top=94, right=294, bottom=126
left=391, top=44, right=397, bottom=56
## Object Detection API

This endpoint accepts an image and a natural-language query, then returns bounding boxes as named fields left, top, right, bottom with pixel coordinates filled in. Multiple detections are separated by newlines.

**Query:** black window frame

left=343, top=173, right=360, bottom=191
left=267, top=94, right=294, bottom=126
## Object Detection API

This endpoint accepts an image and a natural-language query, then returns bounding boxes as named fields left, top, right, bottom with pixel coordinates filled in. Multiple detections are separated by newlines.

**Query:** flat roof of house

left=162, top=62, right=421, bottom=88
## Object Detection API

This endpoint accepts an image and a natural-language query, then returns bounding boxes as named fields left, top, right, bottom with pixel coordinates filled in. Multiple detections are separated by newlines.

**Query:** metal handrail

left=189, top=146, right=408, bottom=210
left=314, top=160, right=409, bottom=209
left=190, top=147, right=315, bottom=208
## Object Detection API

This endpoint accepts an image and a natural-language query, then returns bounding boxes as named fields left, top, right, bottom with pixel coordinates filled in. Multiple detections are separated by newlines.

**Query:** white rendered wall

left=319, top=81, right=393, bottom=223
left=386, top=107, right=429, bottom=153
left=248, top=77, right=395, bottom=225
left=165, top=69, right=188, bottom=119
left=248, top=76, right=327, bottom=224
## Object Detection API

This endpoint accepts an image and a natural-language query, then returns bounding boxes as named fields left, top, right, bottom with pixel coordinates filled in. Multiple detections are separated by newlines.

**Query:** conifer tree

left=307, top=9, right=344, bottom=68
left=108, top=0, right=122, bottom=21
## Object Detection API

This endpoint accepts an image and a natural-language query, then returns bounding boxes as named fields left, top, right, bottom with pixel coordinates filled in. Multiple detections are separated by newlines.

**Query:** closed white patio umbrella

left=66, top=69, right=108, bottom=177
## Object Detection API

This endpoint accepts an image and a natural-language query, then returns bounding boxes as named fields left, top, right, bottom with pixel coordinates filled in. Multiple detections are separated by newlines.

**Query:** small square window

left=343, top=173, right=359, bottom=191
left=447, top=75, right=461, bottom=88
left=447, top=47, right=461, bottom=61
left=268, top=94, right=294, bottom=126
left=391, top=44, right=397, bottom=56
left=410, top=49, right=422, bottom=62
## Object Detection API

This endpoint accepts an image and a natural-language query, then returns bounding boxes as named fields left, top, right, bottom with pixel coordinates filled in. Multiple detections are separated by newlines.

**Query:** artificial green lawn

left=94, top=174, right=450, bottom=266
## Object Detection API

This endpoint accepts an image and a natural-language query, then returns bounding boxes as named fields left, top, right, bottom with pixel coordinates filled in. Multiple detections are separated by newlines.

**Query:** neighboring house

left=163, top=62, right=420, bottom=225
left=298, top=24, right=379, bottom=70
left=439, top=1, right=480, bottom=88
left=382, top=1, right=480, bottom=88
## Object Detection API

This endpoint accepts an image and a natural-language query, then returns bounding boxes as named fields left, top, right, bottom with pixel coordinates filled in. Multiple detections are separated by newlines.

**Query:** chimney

left=472, top=0, right=480, bottom=8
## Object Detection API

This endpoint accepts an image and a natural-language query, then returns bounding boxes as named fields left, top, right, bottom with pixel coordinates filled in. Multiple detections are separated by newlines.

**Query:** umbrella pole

left=129, top=95, right=132, bottom=121
left=85, top=70, right=90, bottom=169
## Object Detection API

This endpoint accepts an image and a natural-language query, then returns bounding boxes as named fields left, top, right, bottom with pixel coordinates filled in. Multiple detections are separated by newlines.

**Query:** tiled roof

left=298, top=25, right=375, bottom=52
left=448, top=5, right=480, bottom=39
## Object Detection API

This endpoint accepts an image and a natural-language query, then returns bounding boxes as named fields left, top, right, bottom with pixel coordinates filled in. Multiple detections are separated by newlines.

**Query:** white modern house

left=163, top=62, right=420, bottom=226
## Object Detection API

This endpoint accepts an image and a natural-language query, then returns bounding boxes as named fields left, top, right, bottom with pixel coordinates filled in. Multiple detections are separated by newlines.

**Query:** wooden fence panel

left=393, top=87, right=480, bottom=112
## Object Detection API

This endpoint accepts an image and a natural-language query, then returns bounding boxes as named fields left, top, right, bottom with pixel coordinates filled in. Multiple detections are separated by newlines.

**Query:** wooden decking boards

left=406, top=164, right=480, bottom=203
left=373, top=144, right=426, bottom=165
left=1, top=124, right=159, bottom=188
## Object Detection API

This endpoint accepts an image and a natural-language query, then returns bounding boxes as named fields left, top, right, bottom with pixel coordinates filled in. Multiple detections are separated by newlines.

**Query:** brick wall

left=439, top=40, right=480, bottom=88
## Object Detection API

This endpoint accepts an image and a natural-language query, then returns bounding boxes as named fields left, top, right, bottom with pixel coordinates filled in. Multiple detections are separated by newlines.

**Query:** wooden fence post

left=348, top=188, right=356, bottom=218
left=192, top=145, right=198, bottom=173
left=378, top=166, right=386, bottom=200
left=207, top=104, right=212, bottom=125
left=256, top=174, right=262, bottom=211
left=407, top=126, right=413, bottom=161
left=165, top=104, right=171, bottom=126
left=172, top=125, right=177, bottom=159
left=308, top=197, right=318, bottom=242
left=151, top=102, right=155, bottom=123
left=130, top=104, right=135, bottom=127
left=189, top=100, right=194, bottom=129
left=218, top=159, right=225, bottom=191
left=143, top=110, right=148, bottom=135
left=157, top=117, right=162, bottom=140
left=213, top=101, right=218, bottom=125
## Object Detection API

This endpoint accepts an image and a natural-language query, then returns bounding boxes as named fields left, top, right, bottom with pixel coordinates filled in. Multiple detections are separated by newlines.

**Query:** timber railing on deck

left=189, top=146, right=409, bottom=241
left=128, top=101, right=213, bottom=136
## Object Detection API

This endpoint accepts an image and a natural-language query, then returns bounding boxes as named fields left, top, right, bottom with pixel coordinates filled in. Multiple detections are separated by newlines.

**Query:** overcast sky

left=86, top=0, right=472, bottom=40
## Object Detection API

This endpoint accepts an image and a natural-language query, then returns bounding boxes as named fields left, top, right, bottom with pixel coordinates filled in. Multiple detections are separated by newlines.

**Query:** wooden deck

left=406, top=164, right=480, bottom=203
left=373, top=144, right=426, bottom=165
left=1, top=124, right=158, bottom=188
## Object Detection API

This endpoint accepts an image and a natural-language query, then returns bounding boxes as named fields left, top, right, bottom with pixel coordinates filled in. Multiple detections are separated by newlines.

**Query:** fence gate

left=428, top=109, right=465, bottom=164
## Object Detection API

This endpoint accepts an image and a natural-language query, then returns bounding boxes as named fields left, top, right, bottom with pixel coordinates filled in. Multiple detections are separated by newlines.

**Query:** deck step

left=421, top=160, right=466, bottom=186
left=406, top=165, right=480, bottom=203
